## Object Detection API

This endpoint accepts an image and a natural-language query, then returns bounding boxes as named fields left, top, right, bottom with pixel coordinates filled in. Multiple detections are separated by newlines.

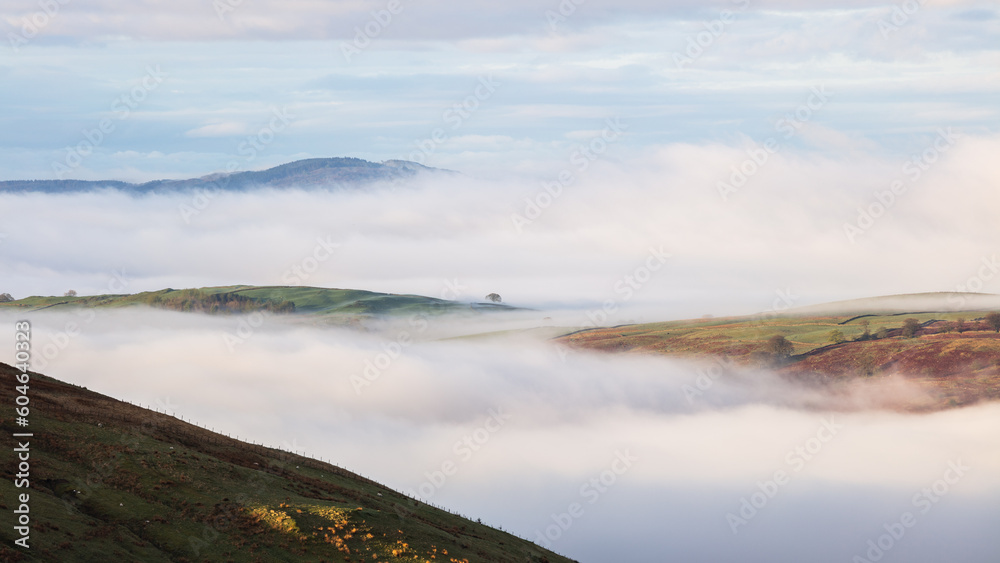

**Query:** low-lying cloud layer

left=2, top=134, right=1000, bottom=319
left=3, top=308, right=999, bottom=562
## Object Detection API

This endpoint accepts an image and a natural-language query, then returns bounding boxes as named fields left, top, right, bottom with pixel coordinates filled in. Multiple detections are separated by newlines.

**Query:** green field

left=559, top=292, right=1000, bottom=359
left=0, top=286, right=519, bottom=327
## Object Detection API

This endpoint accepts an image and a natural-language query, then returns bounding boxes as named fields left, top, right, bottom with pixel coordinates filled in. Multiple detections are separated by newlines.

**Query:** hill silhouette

left=0, top=158, right=448, bottom=194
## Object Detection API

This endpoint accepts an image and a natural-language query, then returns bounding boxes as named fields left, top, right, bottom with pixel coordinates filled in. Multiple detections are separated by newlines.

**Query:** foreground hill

left=558, top=293, right=1000, bottom=410
left=0, top=286, right=518, bottom=327
left=0, top=363, right=573, bottom=562
left=0, top=157, right=446, bottom=194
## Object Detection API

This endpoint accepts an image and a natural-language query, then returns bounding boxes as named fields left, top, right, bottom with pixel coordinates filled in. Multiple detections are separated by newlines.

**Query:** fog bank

left=4, top=309, right=998, bottom=562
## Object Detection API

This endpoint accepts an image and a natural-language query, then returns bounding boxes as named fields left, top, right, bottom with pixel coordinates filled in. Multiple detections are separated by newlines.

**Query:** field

left=0, top=286, right=517, bottom=327
left=558, top=304, right=1000, bottom=410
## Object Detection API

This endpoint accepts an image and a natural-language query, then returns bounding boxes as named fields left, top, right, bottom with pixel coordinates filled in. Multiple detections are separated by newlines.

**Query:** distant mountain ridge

left=0, top=157, right=448, bottom=193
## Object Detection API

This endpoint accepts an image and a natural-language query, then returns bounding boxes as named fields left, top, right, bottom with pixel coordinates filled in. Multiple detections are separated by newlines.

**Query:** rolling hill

left=0, top=362, right=574, bottom=563
left=557, top=293, right=1000, bottom=410
left=0, top=158, right=448, bottom=194
left=0, top=286, right=519, bottom=327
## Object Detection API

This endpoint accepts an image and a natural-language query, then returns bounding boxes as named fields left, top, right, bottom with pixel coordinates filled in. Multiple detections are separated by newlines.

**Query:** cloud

left=4, top=307, right=999, bottom=562
left=0, top=1, right=992, bottom=42
left=0, top=8, right=996, bottom=181
left=2, top=132, right=1000, bottom=317
left=183, top=121, right=250, bottom=138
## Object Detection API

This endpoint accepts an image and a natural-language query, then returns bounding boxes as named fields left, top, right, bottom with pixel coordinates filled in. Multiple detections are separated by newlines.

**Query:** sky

left=3, top=4, right=1000, bottom=562
left=1, top=0, right=1000, bottom=314
left=0, top=0, right=997, bottom=181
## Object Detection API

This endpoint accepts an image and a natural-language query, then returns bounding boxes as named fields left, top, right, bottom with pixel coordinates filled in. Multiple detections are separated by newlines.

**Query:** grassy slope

left=228, top=287, right=473, bottom=316
left=558, top=305, right=1000, bottom=409
left=0, top=364, right=573, bottom=563
left=0, top=286, right=514, bottom=322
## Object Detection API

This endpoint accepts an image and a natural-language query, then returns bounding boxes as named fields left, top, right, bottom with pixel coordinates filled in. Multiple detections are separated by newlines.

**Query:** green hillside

left=0, top=286, right=517, bottom=325
left=0, top=363, right=573, bottom=563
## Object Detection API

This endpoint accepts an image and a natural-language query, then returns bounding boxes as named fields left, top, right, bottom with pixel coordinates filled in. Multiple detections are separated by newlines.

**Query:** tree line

left=139, top=289, right=295, bottom=315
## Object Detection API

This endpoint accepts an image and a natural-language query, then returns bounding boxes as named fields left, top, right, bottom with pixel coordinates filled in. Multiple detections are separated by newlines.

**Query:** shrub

left=828, top=329, right=846, bottom=344
left=765, top=335, right=794, bottom=358
left=986, top=312, right=1000, bottom=333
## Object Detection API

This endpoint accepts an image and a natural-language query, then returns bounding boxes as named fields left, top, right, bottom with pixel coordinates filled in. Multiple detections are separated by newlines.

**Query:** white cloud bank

left=2, top=308, right=998, bottom=562
left=2, top=133, right=1000, bottom=318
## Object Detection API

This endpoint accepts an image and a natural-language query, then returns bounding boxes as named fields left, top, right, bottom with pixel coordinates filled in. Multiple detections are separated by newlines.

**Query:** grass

left=0, top=363, right=574, bottom=563
left=0, top=286, right=519, bottom=326
left=558, top=309, right=1000, bottom=410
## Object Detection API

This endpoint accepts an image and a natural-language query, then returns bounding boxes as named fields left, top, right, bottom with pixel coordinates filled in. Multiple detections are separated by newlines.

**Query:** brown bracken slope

left=558, top=315, right=1000, bottom=411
